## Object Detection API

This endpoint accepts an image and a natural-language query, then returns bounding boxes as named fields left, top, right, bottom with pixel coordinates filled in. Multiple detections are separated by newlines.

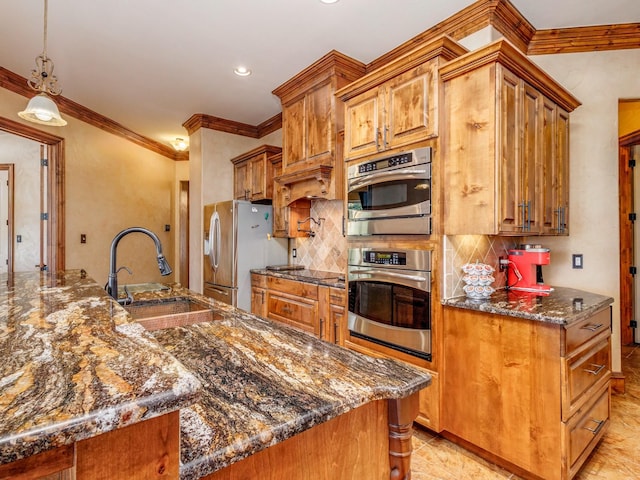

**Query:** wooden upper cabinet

left=337, top=35, right=468, bottom=161
left=273, top=51, right=365, bottom=203
left=231, top=145, right=281, bottom=202
left=441, top=39, right=581, bottom=236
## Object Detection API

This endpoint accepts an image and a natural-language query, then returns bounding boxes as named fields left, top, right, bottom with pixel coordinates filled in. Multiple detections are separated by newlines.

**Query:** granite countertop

left=134, top=285, right=429, bottom=480
left=0, top=272, right=430, bottom=479
left=443, top=286, right=614, bottom=325
left=251, top=268, right=345, bottom=289
left=0, top=270, right=201, bottom=465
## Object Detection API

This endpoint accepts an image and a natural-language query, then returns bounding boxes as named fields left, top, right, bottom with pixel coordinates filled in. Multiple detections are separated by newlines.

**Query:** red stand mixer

left=507, top=245, right=553, bottom=294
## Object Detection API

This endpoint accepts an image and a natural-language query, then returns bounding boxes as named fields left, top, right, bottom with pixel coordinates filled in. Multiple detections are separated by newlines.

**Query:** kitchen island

left=0, top=270, right=431, bottom=479
left=442, top=286, right=614, bottom=480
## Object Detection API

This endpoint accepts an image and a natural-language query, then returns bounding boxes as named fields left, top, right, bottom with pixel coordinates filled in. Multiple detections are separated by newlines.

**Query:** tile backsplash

left=291, top=200, right=346, bottom=274
left=443, top=235, right=520, bottom=298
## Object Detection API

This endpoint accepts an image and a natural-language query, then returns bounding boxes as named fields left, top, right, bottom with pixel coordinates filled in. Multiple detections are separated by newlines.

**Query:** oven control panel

left=364, top=251, right=407, bottom=265
left=357, top=153, right=412, bottom=174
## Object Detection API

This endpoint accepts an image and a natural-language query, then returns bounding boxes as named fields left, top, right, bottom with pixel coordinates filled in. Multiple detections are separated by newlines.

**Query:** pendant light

left=18, top=0, right=67, bottom=126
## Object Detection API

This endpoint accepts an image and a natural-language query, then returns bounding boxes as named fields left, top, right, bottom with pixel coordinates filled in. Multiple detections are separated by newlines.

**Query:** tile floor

left=411, top=345, right=640, bottom=479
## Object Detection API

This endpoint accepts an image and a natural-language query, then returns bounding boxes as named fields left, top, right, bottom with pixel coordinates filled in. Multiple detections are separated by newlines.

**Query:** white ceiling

left=1, top=0, right=639, bottom=149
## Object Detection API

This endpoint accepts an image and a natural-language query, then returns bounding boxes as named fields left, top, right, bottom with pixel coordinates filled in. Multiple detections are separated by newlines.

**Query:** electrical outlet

left=572, top=254, right=583, bottom=269
left=80, top=234, right=86, bottom=244
left=292, top=248, right=297, bottom=258
left=498, top=256, right=509, bottom=271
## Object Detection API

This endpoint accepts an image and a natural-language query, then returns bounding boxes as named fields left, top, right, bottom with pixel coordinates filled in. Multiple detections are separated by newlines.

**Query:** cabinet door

left=519, top=83, right=541, bottom=233
left=540, top=101, right=570, bottom=235
left=250, top=154, right=266, bottom=200
left=497, top=68, right=539, bottom=234
left=343, top=87, right=383, bottom=160
left=496, top=67, right=522, bottom=234
left=282, top=97, right=306, bottom=172
left=556, top=108, right=570, bottom=235
left=328, top=303, right=345, bottom=345
left=251, top=287, right=267, bottom=318
left=234, top=161, right=250, bottom=200
left=540, top=98, right=557, bottom=233
left=385, top=62, right=436, bottom=150
left=306, top=82, right=333, bottom=164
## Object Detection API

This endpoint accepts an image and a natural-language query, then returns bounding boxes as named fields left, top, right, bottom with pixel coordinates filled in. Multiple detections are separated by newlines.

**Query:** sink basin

left=124, top=296, right=221, bottom=331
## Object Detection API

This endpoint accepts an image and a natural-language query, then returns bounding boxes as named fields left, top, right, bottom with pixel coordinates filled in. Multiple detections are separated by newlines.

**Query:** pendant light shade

left=18, top=93, right=67, bottom=126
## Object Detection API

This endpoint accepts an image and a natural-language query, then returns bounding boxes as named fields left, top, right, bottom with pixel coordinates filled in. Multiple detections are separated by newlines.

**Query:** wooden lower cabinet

left=0, top=412, right=180, bottom=480
left=442, top=306, right=611, bottom=480
left=251, top=274, right=346, bottom=345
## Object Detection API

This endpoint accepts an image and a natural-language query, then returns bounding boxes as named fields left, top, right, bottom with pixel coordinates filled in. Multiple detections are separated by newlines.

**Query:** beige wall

left=188, top=127, right=282, bottom=292
left=0, top=88, right=178, bottom=288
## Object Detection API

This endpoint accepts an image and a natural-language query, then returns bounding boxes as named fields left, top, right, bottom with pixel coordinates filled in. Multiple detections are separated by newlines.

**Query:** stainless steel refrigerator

left=203, top=200, right=287, bottom=312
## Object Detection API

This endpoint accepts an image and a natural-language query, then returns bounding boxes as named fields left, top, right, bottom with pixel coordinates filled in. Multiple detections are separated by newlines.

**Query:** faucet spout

left=106, top=227, right=172, bottom=301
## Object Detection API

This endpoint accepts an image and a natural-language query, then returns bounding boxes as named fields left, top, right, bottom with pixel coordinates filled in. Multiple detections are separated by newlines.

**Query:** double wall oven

left=348, top=247, right=432, bottom=361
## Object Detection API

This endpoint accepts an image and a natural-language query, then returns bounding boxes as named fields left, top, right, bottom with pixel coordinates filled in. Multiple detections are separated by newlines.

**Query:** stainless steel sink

left=124, top=296, right=221, bottom=331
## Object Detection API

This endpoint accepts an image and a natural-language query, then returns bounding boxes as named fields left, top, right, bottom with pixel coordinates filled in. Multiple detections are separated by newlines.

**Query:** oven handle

left=348, top=169, right=430, bottom=189
left=349, top=268, right=429, bottom=283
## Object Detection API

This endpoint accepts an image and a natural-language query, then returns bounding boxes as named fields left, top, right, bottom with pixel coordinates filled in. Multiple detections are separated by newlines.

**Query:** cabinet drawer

left=267, top=276, right=318, bottom=299
left=566, top=386, right=609, bottom=473
left=251, top=273, right=268, bottom=288
left=329, top=287, right=346, bottom=306
left=563, top=336, right=610, bottom=420
left=564, top=308, right=610, bottom=355
left=267, top=292, right=318, bottom=333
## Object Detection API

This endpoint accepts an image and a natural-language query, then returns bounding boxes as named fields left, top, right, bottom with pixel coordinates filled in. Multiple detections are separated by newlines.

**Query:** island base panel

left=203, top=399, right=410, bottom=480
left=75, top=411, right=180, bottom=479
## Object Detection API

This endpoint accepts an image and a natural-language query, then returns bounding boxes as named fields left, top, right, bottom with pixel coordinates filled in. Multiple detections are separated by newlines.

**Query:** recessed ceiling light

left=234, top=66, right=252, bottom=77
left=319, top=0, right=339, bottom=3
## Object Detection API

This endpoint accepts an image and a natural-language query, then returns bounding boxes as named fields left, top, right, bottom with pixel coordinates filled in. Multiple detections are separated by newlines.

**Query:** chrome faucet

left=105, top=227, right=172, bottom=303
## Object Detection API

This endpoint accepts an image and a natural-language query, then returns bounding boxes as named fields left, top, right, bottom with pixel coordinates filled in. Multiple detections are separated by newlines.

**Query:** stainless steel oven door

left=347, top=165, right=431, bottom=235
left=347, top=264, right=431, bottom=360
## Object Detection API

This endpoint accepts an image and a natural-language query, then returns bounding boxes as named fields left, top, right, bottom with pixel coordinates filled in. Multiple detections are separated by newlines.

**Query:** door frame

left=619, top=129, right=640, bottom=345
left=0, top=165, right=14, bottom=274
left=0, top=117, right=65, bottom=273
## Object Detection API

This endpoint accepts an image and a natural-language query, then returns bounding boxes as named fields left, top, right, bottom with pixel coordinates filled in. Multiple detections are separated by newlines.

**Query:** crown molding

left=366, top=0, right=534, bottom=72
left=0, top=67, right=187, bottom=161
left=528, top=23, right=640, bottom=55
left=182, top=112, right=282, bottom=139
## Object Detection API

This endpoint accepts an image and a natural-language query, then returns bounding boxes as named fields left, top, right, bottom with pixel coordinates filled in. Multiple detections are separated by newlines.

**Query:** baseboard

left=611, top=371, right=625, bottom=394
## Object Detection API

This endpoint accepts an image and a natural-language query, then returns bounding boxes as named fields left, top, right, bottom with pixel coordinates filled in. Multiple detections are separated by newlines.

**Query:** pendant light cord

left=43, top=0, right=48, bottom=59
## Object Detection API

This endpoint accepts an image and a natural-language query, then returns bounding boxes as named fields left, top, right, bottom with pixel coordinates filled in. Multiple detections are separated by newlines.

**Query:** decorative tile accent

left=443, top=235, right=520, bottom=299
left=294, top=200, right=346, bottom=274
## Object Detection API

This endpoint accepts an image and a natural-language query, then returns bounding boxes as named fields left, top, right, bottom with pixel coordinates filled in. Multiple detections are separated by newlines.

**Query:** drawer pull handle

left=583, top=363, right=606, bottom=375
left=584, top=418, right=606, bottom=435
left=282, top=306, right=292, bottom=314
left=580, top=323, right=603, bottom=332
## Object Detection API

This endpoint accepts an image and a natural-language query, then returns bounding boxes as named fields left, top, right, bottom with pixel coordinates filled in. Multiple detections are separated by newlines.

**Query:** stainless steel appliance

left=347, top=247, right=431, bottom=360
left=346, top=147, right=431, bottom=236
left=204, top=200, right=288, bottom=311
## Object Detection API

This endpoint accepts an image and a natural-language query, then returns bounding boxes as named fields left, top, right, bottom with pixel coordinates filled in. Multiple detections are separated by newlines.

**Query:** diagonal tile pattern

left=411, top=345, right=640, bottom=479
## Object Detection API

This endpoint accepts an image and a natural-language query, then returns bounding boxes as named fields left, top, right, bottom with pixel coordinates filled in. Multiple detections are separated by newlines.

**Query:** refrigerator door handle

left=206, top=285, right=230, bottom=297
left=208, top=211, right=217, bottom=270
left=213, top=211, right=221, bottom=271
